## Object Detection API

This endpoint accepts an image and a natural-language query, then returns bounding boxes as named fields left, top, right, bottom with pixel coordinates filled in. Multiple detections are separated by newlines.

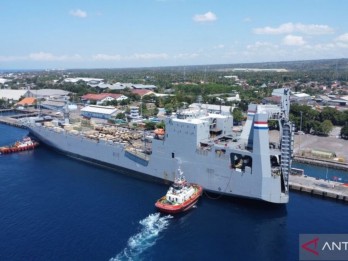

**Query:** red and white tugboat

left=0, top=137, right=39, bottom=154
left=155, top=167, right=203, bottom=214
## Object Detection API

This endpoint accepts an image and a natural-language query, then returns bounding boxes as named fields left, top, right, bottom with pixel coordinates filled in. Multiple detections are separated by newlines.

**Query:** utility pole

left=299, top=111, right=303, bottom=155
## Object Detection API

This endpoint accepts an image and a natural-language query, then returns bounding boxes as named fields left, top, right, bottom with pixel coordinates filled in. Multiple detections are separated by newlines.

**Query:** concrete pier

left=289, top=175, right=348, bottom=202
left=0, top=117, right=26, bottom=128
left=10, top=112, right=39, bottom=119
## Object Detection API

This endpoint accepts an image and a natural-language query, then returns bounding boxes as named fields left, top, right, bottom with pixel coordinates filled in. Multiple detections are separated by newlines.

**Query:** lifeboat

left=0, top=137, right=39, bottom=154
left=155, top=167, right=203, bottom=214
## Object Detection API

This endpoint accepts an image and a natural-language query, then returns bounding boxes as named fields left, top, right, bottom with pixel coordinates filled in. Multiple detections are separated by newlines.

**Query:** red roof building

left=131, top=89, right=154, bottom=97
left=81, top=93, right=128, bottom=105
left=16, top=97, right=37, bottom=106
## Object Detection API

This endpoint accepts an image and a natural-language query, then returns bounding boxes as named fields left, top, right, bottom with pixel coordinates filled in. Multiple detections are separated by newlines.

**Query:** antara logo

left=300, top=235, right=348, bottom=260
left=322, top=241, right=348, bottom=251
left=301, top=237, right=320, bottom=256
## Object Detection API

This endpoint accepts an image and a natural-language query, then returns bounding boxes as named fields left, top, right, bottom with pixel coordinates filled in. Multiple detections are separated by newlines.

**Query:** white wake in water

left=110, top=213, right=172, bottom=261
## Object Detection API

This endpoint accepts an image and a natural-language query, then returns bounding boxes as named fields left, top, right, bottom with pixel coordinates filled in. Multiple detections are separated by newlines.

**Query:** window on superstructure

left=270, top=155, right=280, bottom=167
left=230, top=153, right=252, bottom=172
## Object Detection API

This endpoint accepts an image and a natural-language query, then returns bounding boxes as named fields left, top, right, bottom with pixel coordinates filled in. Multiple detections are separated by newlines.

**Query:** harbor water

left=0, top=123, right=347, bottom=261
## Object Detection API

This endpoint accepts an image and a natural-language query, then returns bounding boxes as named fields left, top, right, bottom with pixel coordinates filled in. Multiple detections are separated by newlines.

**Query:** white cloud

left=92, top=53, right=168, bottom=61
left=92, top=54, right=122, bottom=61
left=193, top=11, right=217, bottom=23
left=303, top=43, right=336, bottom=51
left=335, top=33, right=348, bottom=43
left=336, top=42, right=348, bottom=48
left=246, top=41, right=279, bottom=51
left=0, top=55, right=24, bottom=62
left=174, top=53, right=200, bottom=59
left=295, top=24, right=334, bottom=35
left=0, top=52, right=82, bottom=62
left=335, top=34, right=348, bottom=48
left=29, top=52, right=82, bottom=61
left=236, top=36, right=348, bottom=63
left=129, top=53, right=168, bottom=60
left=213, top=44, right=225, bottom=49
left=254, top=22, right=334, bottom=35
left=240, top=42, right=287, bottom=62
left=29, top=52, right=59, bottom=61
left=282, top=35, right=306, bottom=46
left=70, top=9, right=87, bottom=18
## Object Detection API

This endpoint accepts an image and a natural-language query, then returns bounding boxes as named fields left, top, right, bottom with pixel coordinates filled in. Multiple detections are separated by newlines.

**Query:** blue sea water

left=0, top=123, right=348, bottom=261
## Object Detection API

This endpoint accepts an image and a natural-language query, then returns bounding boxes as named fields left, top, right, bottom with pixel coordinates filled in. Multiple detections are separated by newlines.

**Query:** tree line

left=290, top=104, right=348, bottom=138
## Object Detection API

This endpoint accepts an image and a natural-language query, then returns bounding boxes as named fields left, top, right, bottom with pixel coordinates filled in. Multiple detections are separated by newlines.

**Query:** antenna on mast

left=272, top=88, right=290, bottom=122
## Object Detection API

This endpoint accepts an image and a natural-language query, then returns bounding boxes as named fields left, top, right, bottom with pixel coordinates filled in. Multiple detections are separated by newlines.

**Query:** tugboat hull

left=155, top=184, right=203, bottom=214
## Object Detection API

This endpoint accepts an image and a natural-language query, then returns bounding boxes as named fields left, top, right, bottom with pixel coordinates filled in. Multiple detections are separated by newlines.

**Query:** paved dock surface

left=289, top=175, right=348, bottom=202
left=0, top=117, right=25, bottom=128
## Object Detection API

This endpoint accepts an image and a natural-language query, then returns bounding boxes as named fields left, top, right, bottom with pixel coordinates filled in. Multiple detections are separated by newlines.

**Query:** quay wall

left=289, top=175, right=348, bottom=203
left=290, top=183, right=348, bottom=202
left=293, top=156, right=348, bottom=171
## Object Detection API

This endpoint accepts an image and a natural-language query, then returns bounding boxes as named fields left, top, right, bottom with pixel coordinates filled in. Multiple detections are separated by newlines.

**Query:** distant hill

left=3, top=58, right=347, bottom=74
left=194, top=58, right=348, bottom=72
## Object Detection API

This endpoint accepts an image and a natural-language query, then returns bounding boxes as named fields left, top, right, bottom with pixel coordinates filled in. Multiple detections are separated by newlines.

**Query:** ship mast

left=63, top=100, right=70, bottom=124
left=272, top=88, right=294, bottom=194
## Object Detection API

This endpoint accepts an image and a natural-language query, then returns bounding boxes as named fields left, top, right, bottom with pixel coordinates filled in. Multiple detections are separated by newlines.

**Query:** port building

left=27, top=89, right=70, bottom=100
left=80, top=105, right=118, bottom=120
left=0, top=89, right=30, bottom=101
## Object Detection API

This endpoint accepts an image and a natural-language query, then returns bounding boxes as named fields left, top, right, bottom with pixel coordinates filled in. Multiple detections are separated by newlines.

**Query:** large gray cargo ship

left=26, top=89, right=293, bottom=204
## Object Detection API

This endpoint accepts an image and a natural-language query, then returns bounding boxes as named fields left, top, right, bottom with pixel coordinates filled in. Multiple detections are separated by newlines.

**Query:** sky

left=1, top=0, right=348, bottom=69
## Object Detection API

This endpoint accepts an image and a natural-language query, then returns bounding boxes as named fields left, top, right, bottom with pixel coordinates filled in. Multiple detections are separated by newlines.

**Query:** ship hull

left=27, top=124, right=289, bottom=204
left=0, top=142, right=38, bottom=154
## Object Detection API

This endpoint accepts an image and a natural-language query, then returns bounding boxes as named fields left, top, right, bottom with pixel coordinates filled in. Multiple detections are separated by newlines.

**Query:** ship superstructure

left=26, top=88, right=293, bottom=204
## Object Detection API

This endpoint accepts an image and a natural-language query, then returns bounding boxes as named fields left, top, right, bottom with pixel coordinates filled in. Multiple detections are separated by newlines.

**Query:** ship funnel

left=240, top=104, right=257, bottom=146
left=63, top=101, right=70, bottom=124
left=252, top=113, right=271, bottom=178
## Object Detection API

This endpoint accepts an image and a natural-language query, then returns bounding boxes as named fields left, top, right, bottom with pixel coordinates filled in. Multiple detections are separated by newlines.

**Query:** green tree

left=340, top=125, right=348, bottom=140
left=164, top=104, right=173, bottom=115
left=104, top=100, right=118, bottom=106
left=309, top=120, right=321, bottom=135
left=156, top=121, right=165, bottom=130
left=320, top=120, right=333, bottom=136
left=0, top=99, right=7, bottom=108
left=116, top=113, right=126, bottom=119
left=320, top=107, right=340, bottom=125
left=120, top=99, right=129, bottom=105
left=268, top=120, right=279, bottom=130
left=290, top=104, right=320, bottom=133
left=232, top=108, right=244, bottom=124
left=144, top=121, right=157, bottom=130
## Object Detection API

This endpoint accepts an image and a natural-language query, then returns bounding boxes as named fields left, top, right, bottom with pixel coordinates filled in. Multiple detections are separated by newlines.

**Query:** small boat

left=0, top=137, right=39, bottom=154
left=155, top=167, right=203, bottom=214
left=290, top=167, right=304, bottom=176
